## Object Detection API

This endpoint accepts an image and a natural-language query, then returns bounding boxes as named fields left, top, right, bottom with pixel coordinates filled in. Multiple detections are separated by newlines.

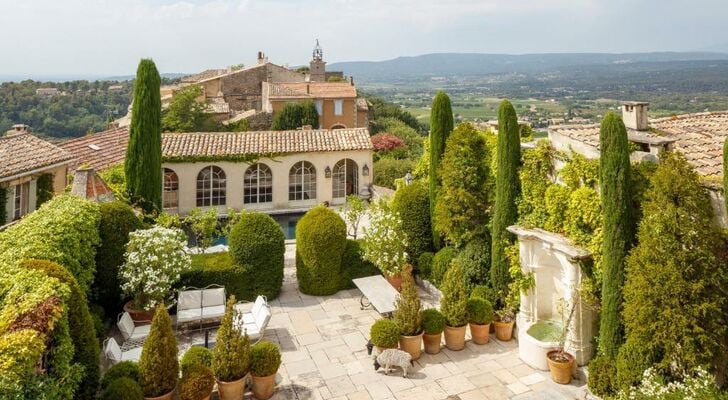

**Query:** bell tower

left=309, top=39, right=326, bottom=82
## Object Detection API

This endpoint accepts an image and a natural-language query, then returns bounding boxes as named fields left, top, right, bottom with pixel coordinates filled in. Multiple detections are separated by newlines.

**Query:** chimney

left=349, top=76, right=354, bottom=86
left=257, top=51, right=266, bottom=65
left=6, top=124, right=30, bottom=137
left=622, top=101, right=649, bottom=131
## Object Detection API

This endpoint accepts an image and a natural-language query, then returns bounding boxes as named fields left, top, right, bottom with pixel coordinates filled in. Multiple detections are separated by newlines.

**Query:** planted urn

left=440, top=262, right=468, bottom=350
left=467, top=296, right=494, bottom=345
left=370, top=319, right=400, bottom=352
left=393, top=273, right=423, bottom=360
left=178, top=365, right=215, bottom=400
left=250, top=341, right=282, bottom=400
left=421, top=308, right=446, bottom=354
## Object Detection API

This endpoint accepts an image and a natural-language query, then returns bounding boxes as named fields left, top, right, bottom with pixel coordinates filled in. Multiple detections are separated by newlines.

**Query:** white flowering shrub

left=362, top=200, right=409, bottom=277
left=616, top=367, right=723, bottom=400
left=120, top=226, right=191, bottom=310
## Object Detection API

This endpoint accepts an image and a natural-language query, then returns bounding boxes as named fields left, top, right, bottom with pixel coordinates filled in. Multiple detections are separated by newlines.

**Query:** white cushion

left=202, top=288, right=225, bottom=307
left=121, top=347, right=142, bottom=362
left=252, top=296, right=266, bottom=316
left=242, top=322, right=260, bottom=337
left=129, top=324, right=151, bottom=340
left=177, top=308, right=202, bottom=323
left=178, top=290, right=202, bottom=311
left=242, top=312, right=255, bottom=325
left=104, top=338, right=122, bottom=361
left=117, top=313, right=135, bottom=341
left=255, top=306, right=271, bottom=331
left=201, top=305, right=225, bottom=320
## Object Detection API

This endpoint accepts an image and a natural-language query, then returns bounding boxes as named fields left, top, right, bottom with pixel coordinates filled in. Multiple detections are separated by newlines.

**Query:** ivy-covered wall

left=0, top=186, right=6, bottom=226
left=35, top=173, right=54, bottom=208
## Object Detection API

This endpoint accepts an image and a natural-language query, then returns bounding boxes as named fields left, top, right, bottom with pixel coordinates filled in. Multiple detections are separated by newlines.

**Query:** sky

left=1, top=0, right=727, bottom=77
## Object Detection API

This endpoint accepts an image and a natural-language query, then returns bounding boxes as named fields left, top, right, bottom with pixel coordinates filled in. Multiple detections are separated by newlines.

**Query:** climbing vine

left=0, top=186, right=6, bottom=226
left=36, top=173, right=54, bottom=208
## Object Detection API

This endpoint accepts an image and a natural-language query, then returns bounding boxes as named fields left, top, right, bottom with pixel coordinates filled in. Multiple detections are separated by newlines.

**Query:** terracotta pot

left=144, top=390, right=173, bottom=400
left=252, top=373, right=276, bottom=400
left=443, top=325, right=466, bottom=351
left=469, top=322, right=490, bottom=345
left=494, top=320, right=514, bottom=341
left=423, top=332, right=442, bottom=354
left=547, top=350, right=575, bottom=384
left=217, top=376, right=246, bottom=400
left=123, top=300, right=154, bottom=324
left=399, top=332, right=423, bottom=360
left=386, top=274, right=403, bottom=291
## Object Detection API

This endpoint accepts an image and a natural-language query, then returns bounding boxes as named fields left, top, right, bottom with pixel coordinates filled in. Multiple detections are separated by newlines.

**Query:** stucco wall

left=270, top=98, right=357, bottom=130
left=710, top=189, right=727, bottom=228
left=1, top=164, right=66, bottom=223
left=162, top=150, right=373, bottom=215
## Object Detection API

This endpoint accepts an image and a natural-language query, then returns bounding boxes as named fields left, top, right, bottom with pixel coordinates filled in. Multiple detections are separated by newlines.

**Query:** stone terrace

left=243, top=245, right=586, bottom=400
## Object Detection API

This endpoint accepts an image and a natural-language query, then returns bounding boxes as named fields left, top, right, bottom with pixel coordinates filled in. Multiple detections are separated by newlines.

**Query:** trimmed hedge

left=453, top=237, right=491, bottom=292
left=417, top=252, right=434, bottom=280
left=36, top=173, right=55, bottom=208
left=229, top=212, right=285, bottom=299
left=431, top=247, right=458, bottom=286
left=340, top=239, right=380, bottom=289
left=95, top=201, right=144, bottom=311
left=296, top=206, right=347, bottom=295
left=178, top=253, right=254, bottom=302
left=101, top=361, right=141, bottom=389
left=391, top=180, right=433, bottom=263
left=101, top=377, right=143, bottom=400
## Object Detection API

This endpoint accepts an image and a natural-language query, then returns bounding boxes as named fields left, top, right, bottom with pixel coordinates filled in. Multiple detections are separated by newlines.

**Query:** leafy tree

left=125, top=59, right=162, bottom=212
left=161, top=85, right=211, bottom=132
left=620, top=152, right=727, bottom=386
left=391, top=180, right=432, bottom=262
left=597, top=111, right=632, bottom=359
left=491, top=100, right=521, bottom=299
left=429, top=91, right=454, bottom=249
left=434, top=123, right=491, bottom=247
left=270, top=101, right=319, bottom=130
left=367, top=96, right=425, bottom=134
left=341, top=195, right=366, bottom=239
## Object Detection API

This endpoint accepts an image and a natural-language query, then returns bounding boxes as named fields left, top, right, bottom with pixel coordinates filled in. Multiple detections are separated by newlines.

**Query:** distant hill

left=329, top=52, right=728, bottom=82
left=0, top=73, right=188, bottom=83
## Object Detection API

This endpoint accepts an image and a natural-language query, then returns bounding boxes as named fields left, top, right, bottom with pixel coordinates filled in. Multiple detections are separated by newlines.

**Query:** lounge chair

left=116, top=312, right=151, bottom=344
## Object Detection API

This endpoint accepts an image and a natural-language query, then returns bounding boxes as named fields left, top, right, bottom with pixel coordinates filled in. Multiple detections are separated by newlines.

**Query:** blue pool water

left=209, top=212, right=303, bottom=245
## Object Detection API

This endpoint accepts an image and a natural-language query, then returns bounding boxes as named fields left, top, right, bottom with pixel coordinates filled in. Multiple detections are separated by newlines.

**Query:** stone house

left=0, top=125, right=74, bottom=225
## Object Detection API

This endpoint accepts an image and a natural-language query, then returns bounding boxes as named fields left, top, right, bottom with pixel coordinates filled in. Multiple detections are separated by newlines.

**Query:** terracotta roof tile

left=0, top=132, right=75, bottom=181
left=268, top=82, right=357, bottom=99
left=59, top=127, right=129, bottom=171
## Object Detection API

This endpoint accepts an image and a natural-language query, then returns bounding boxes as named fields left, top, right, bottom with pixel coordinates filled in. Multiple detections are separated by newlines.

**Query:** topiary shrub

left=470, top=284, right=498, bottom=307
left=587, top=355, right=616, bottom=397
left=100, top=377, right=143, bottom=400
left=229, top=212, right=285, bottom=299
left=393, top=273, right=422, bottom=336
left=421, top=308, right=446, bottom=335
left=178, top=364, right=215, bottom=400
left=213, top=296, right=251, bottom=382
left=615, top=341, right=656, bottom=392
left=417, top=252, right=434, bottom=280
left=178, top=252, right=252, bottom=301
left=101, top=361, right=140, bottom=389
left=340, top=239, right=380, bottom=289
left=370, top=319, right=400, bottom=348
left=139, top=305, right=178, bottom=397
left=181, top=346, right=213, bottom=375
left=95, top=200, right=143, bottom=312
left=391, top=180, right=433, bottom=262
left=440, top=261, right=468, bottom=327
left=431, top=247, right=458, bottom=285
left=466, top=297, right=494, bottom=325
left=453, top=237, right=491, bottom=292
left=296, top=206, right=347, bottom=295
left=250, top=341, right=282, bottom=377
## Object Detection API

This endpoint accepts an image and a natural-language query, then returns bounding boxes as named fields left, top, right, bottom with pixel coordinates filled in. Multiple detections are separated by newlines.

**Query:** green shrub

left=543, top=183, right=571, bottom=233
left=391, top=180, right=433, bottom=262
left=340, top=239, right=380, bottom=289
left=229, top=212, right=285, bottom=299
left=373, top=158, right=415, bottom=189
left=139, top=305, right=178, bottom=397
left=296, top=206, right=347, bottom=295
left=36, top=172, right=54, bottom=207
left=421, top=308, right=446, bottom=334
left=470, top=284, right=498, bottom=307
left=250, top=341, right=282, bottom=377
left=101, top=361, right=140, bottom=389
left=181, top=346, right=213, bottom=374
left=587, top=355, right=616, bottom=397
left=213, top=296, right=251, bottom=382
left=95, top=201, right=143, bottom=311
left=178, top=365, right=215, bottom=400
left=100, top=377, right=143, bottom=400
left=417, top=252, right=434, bottom=280
left=440, top=261, right=468, bottom=327
left=179, top=252, right=253, bottom=301
left=393, top=273, right=422, bottom=336
left=431, top=247, right=458, bottom=285
left=22, top=259, right=100, bottom=400
left=454, top=237, right=491, bottom=292
left=370, top=319, right=400, bottom=348
left=466, top=297, right=494, bottom=325
left=271, top=101, right=319, bottom=130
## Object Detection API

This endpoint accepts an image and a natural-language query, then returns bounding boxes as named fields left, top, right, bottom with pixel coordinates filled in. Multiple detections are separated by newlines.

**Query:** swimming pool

left=206, top=211, right=304, bottom=246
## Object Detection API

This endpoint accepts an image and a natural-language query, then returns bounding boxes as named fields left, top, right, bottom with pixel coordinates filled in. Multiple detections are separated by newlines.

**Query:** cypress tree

left=724, top=136, right=727, bottom=212
left=597, top=111, right=632, bottom=359
left=125, top=59, right=162, bottom=212
left=490, top=100, right=521, bottom=299
left=428, top=91, right=454, bottom=249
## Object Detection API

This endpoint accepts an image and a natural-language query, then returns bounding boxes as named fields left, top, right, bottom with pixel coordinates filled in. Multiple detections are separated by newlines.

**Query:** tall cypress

left=490, top=100, right=520, bottom=299
left=598, top=111, right=632, bottom=358
left=125, top=59, right=162, bottom=212
left=429, top=91, right=454, bottom=249
left=724, top=136, right=727, bottom=213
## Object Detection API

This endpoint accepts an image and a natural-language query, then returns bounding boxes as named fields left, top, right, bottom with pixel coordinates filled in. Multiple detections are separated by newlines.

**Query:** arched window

left=196, top=166, right=226, bottom=207
left=289, top=161, right=316, bottom=201
left=332, top=159, right=358, bottom=199
left=163, top=168, right=179, bottom=209
left=330, top=124, right=346, bottom=130
left=244, top=163, right=273, bottom=204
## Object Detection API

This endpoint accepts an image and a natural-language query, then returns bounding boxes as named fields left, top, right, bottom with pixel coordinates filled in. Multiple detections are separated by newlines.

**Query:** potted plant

left=362, top=200, right=409, bottom=290
left=178, top=364, right=215, bottom=400
left=467, top=296, right=494, bottom=345
left=547, top=297, right=578, bottom=384
left=138, top=305, right=178, bottom=400
left=212, top=296, right=251, bottom=400
left=421, top=308, right=445, bottom=354
left=440, top=262, right=468, bottom=350
left=180, top=346, right=213, bottom=375
left=370, top=319, right=400, bottom=352
left=393, top=273, right=423, bottom=360
left=250, top=341, right=282, bottom=400
left=120, top=226, right=191, bottom=322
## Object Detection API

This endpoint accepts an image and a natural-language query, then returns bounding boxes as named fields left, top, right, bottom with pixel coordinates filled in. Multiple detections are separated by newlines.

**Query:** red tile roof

left=267, top=82, right=357, bottom=99
left=58, top=126, right=129, bottom=172
left=0, top=131, right=75, bottom=181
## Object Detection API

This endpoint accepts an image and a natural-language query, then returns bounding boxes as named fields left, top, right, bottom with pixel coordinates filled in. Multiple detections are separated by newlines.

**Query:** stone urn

left=217, top=377, right=246, bottom=400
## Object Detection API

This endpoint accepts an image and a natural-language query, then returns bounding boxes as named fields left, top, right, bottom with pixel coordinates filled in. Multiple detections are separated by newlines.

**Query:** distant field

left=402, top=97, right=570, bottom=123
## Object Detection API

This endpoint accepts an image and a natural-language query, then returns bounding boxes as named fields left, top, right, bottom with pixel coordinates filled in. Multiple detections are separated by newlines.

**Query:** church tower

left=309, top=39, right=326, bottom=82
